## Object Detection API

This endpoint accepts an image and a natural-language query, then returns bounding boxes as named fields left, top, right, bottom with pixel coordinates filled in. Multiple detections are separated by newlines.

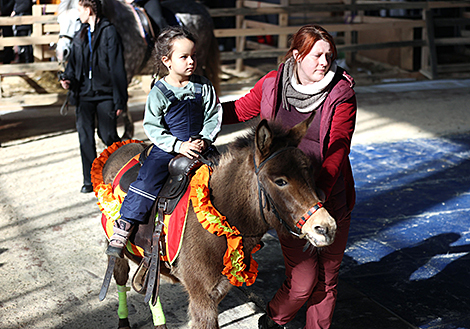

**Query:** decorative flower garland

left=91, top=139, right=144, bottom=224
left=189, top=165, right=260, bottom=287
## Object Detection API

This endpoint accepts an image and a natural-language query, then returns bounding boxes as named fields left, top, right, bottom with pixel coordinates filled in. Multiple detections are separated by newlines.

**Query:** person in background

left=60, top=0, right=128, bottom=193
left=106, top=26, right=222, bottom=258
left=11, top=0, right=33, bottom=63
left=0, top=0, right=15, bottom=63
left=222, top=24, right=357, bottom=329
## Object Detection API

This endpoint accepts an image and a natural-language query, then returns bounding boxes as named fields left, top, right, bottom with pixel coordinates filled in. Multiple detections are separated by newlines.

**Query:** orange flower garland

left=189, top=164, right=260, bottom=286
left=91, top=140, right=144, bottom=231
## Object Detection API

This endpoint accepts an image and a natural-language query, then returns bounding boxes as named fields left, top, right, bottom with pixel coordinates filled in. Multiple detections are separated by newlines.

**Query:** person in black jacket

left=10, top=0, right=32, bottom=63
left=0, top=0, right=15, bottom=63
left=60, top=0, right=128, bottom=193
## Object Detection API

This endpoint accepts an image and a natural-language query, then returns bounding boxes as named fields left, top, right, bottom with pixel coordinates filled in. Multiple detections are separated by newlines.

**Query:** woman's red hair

left=284, top=24, right=337, bottom=63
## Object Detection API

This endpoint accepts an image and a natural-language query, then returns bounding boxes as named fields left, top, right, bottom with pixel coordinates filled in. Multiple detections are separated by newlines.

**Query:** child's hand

left=179, top=140, right=204, bottom=159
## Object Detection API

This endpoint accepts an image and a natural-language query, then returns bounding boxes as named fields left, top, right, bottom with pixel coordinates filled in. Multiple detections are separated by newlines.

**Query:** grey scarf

left=281, top=57, right=337, bottom=113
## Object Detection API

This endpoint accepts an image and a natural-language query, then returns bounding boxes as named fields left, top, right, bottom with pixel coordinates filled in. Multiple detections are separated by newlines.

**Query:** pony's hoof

left=106, top=245, right=124, bottom=258
left=154, top=325, right=167, bottom=329
left=118, top=317, right=131, bottom=329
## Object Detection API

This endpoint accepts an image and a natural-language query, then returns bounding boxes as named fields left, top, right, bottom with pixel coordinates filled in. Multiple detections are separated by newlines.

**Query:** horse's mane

left=231, top=121, right=297, bottom=151
left=58, top=0, right=76, bottom=14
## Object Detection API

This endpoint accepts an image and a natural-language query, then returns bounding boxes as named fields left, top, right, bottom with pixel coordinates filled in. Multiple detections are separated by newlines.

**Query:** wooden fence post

left=32, top=4, right=43, bottom=61
left=278, top=0, right=289, bottom=64
left=235, top=0, right=245, bottom=72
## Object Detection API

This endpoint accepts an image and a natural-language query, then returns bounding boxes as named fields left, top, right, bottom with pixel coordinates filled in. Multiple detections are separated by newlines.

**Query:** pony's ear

left=255, top=119, right=273, bottom=157
left=287, top=111, right=316, bottom=146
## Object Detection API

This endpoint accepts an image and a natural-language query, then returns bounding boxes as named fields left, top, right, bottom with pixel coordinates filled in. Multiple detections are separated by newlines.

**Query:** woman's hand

left=179, top=140, right=205, bottom=159
left=60, top=79, right=71, bottom=90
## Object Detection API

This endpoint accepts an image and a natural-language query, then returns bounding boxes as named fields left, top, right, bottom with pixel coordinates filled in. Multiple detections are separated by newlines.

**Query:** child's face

left=163, top=38, right=197, bottom=79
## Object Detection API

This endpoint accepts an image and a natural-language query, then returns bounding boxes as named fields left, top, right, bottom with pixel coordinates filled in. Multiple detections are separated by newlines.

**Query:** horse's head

left=253, top=117, right=337, bottom=247
left=56, top=0, right=81, bottom=64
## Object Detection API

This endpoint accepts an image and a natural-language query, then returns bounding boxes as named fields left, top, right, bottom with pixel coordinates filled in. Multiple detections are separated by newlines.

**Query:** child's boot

left=106, top=218, right=134, bottom=258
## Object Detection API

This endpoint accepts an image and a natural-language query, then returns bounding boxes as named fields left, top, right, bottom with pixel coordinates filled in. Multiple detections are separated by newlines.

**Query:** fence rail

left=1, top=1, right=470, bottom=104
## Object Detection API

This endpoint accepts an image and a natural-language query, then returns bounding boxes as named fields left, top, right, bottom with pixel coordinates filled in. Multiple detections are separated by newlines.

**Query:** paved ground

left=1, top=78, right=470, bottom=328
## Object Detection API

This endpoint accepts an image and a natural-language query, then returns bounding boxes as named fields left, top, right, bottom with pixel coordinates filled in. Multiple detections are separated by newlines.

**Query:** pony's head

left=252, top=117, right=337, bottom=247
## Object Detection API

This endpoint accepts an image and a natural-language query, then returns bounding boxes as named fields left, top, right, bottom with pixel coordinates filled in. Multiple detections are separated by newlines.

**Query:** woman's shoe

left=258, top=314, right=283, bottom=329
left=106, top=218, right=134, bottom=258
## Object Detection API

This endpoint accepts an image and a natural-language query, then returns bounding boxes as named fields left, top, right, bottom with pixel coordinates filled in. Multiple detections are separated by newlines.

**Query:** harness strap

left=99, top=256, right=116, bottom=301
left=254, top=147, right=323, bottom=238
left=296, top=202, right=323, bottom=230
left=155, top=80, right=178, bottom=103
left=144, top=211, right=163, bottom=306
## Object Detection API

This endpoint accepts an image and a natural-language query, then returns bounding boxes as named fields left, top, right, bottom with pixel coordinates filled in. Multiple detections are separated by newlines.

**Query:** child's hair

left=153, top=26, right=197, bottom=79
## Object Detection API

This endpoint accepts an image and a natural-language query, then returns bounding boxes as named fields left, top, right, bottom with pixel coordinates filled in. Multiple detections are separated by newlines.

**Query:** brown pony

left=98, top=118, right=337, bottom=329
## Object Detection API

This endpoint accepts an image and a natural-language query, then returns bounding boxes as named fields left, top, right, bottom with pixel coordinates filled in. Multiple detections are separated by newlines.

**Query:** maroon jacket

left=222, top=63, right=357, bottom=214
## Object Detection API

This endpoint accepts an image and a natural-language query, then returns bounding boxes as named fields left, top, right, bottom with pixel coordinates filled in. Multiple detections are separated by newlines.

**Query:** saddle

left=116, top=145, right=216, bottom=304
left=130, top=4, right=156, bottom=46
left=130, top=3, right=181, bottom=47
left=117, top=144, right=213, bottom=215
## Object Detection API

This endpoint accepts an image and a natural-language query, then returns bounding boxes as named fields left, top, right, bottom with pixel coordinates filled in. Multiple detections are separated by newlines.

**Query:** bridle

left=253, top=147, right=324, bottom=239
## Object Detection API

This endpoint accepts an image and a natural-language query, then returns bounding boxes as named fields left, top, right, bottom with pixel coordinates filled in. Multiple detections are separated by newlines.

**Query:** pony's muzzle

left=301, top=207, right=337, bottom=247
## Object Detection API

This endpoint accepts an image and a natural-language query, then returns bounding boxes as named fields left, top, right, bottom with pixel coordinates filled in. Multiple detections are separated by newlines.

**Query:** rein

left=253, top=147, right=323, bottom=239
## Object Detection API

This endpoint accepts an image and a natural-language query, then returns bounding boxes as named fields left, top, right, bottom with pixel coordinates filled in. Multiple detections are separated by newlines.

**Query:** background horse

left=56, top=0, right=220, bottom=138
left=97, top=118, right=337, bottom=328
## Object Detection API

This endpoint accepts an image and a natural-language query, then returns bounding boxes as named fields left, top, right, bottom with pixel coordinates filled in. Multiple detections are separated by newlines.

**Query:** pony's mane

left=231, top=121, right=297, bottom=151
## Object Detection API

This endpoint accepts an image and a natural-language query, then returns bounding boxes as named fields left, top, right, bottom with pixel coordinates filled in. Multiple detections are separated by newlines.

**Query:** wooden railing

left=208, top=0, right=470, bottom=78
left=0, top=4, right=61, bottom=75
left=1, top=1, right=470, bottom=105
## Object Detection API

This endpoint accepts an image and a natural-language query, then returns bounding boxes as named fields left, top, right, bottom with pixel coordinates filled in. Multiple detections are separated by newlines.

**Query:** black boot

left=106, top=218, right=134, bottom=258
left=258, top=314, right=283, bottom=329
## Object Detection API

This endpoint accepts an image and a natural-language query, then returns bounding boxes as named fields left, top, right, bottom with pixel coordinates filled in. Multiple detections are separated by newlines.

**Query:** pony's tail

left=204, top=32, right=221, bottom=95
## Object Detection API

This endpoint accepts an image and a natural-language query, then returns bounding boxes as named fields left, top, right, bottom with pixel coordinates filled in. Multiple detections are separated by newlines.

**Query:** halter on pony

left=254, top=147, right=324, bottom=239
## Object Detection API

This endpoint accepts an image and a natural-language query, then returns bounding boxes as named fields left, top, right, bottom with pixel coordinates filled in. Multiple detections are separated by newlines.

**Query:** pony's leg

left=187, top=278, right=231, bottom=329
left=148, top=296, right=167, bottom=329
left=117, top=284, right=131, bottom=328
left=114, top=257, right=131, bottom=329
left=187, top=293, right=219, bottom=329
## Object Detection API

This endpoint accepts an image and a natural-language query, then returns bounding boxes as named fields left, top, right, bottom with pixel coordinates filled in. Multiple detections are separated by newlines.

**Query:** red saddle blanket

left=91, top=140, right=260, bottom=286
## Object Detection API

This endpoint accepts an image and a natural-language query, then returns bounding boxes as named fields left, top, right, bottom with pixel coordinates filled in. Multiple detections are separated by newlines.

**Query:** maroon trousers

left=268, top=213, right=351, bottom=329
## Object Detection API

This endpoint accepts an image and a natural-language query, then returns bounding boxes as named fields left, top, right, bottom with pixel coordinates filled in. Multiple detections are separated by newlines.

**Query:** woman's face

left=77, top=3, right=91, bottom=24
left=293, top=39, right=333, bottom=85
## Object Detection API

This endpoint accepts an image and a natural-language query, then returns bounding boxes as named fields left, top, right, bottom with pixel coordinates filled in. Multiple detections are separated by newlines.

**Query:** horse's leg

left=120, top=104, right=134, bottom=140
left=149, top=296, right=167, bottom=329
left=187, top=285, right=219, bottom=329
left=184, top=275, right=231, bottom=329
left=114, top=257, right=131, bottom=329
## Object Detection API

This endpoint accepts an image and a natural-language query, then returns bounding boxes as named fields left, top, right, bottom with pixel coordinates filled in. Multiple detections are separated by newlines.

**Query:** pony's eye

left=275, top=179, right=287, bottom=186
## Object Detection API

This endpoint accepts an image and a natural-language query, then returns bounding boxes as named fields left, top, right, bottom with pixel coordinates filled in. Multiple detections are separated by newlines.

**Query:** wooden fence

left=0, top=4, right=60, bottom=75
left=208, top=0, right=470, bottom=79
left=1, top=1, right=470, bottom=105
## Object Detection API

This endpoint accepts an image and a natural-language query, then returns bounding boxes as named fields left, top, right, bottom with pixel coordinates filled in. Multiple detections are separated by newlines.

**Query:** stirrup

left=105, top=244, right=125, bottom=258
left=106, top=219, right=133, bottom=258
